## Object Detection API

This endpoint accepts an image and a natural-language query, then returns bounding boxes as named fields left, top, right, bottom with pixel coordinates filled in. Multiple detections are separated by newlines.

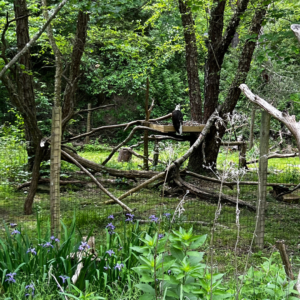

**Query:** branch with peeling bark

left=240, top=84, right=300, bottom=159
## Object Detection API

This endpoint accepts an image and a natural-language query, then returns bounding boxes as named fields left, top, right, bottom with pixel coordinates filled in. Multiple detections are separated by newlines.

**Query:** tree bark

left=189, top=3, right=267, bottom=173
left=178, top=0, right=202, bottom=122
left=62, top=9, right=89, bottom=133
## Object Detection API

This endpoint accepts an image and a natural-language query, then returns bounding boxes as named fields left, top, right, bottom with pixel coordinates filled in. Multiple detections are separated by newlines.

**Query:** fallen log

left=247, top=152, right=299, bottom=165
left=17, top=178, right=131, bottom=190
left=184, top=171, right=297, bottom=188
left=179, top=178, right=256, bottom=211
left=61, top=149, right=160, bottom=179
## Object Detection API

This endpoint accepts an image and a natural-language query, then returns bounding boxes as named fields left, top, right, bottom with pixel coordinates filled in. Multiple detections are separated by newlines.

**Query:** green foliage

left=238, top=252, right=299, bottom=300
left=131, top=227, right=232, bottom=300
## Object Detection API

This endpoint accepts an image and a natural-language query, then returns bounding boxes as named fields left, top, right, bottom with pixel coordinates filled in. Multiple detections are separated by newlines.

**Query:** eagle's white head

left=175, top=104, right=181, bottom=111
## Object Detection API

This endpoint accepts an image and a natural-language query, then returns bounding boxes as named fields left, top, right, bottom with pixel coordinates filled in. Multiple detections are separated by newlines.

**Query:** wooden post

left=85, top=103, right=91, bottom=144
left=239, top=142, right=247, bottom=169
left=50, top=106, right=62, bottom=237
left=256, top=111, right=270, bottom=248
left=249, top=107, right=256, bottom=150
left=275, top=240, right=294, bottom=280
left=143, top=78, right=149, bottom=170
left=153, top=139, right=159, bottom=166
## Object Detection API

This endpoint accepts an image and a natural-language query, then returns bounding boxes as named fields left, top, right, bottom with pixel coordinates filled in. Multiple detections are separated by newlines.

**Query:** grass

left=1, top=140, right=300, bottom=278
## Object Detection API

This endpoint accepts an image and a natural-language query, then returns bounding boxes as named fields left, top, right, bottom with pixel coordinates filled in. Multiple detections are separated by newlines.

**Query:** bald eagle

left=172, top=104, right=183, bottom=135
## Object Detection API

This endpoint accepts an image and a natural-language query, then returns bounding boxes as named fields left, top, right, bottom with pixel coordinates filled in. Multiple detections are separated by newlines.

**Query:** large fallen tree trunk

left=179, top=178, right=256, bottom=211
left=61, top=149, right=160, bottom=179
left=184, top=171, right=297, bottom=187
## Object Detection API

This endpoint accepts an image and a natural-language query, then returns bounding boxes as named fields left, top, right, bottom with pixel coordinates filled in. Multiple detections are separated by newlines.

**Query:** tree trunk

left=187, top=0, right=253, bottom=173
left=62, top=10, right=89, bottom=133
left=178, top=0, right=202, bottom=122
left=189, top=4, right=267, bottom=172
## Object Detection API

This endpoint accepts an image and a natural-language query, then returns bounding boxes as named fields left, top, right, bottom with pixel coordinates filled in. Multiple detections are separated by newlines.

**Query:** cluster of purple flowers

left=78, top=241, right=90, bottom=252
left=104, top=263, right=124, bottom=271
left=125, top=213, right=134, bottom=222
left=164, top=213, right=171, bottom=218
left=106, top=215, right=116, bottom=235
left=5, top=273, right=16, bottom=283
left=106, top=223, right=115, bottom=235
left=149, top=215, right=159, bottom=223
left=25, top=283, right=35, bottom=297
left=50, top=235, right=60, bottom=243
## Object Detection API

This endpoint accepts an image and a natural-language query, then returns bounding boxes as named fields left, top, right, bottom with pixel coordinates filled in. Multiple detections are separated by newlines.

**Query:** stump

left=118, top=148, right=132, bottom=162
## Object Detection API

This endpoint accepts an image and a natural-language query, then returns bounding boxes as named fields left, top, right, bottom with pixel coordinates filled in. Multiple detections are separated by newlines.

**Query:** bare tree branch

left=0, top=0, right=69, bottom=79
left=74, top=104, right=115, bottom=115
left=61, top=150, right=133, bottom=212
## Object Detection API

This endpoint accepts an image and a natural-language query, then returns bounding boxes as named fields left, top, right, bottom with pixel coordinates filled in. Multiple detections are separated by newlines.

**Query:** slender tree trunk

left=178, top=0, right=202, bottom=122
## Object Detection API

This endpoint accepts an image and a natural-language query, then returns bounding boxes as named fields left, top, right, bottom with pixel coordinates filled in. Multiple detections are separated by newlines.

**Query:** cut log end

left=117, top=148, right=132, bottom=162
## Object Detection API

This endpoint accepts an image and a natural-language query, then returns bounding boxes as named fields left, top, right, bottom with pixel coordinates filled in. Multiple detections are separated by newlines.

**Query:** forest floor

left=1, top=143, right=300, bottom=276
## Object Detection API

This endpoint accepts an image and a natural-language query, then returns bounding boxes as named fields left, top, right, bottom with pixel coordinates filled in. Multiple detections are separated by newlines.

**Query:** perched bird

left=172, top=104, right=183, bottom=135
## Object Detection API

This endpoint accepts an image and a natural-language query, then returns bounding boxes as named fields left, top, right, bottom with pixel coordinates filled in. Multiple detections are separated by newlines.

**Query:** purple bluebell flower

left=164, top=213, right=171, bottom=218
left=78, top=241, right=90, bottom=251
left=158, top=234, right=164, bottom=240
left=106, top=249, right=115, bottom=256
left=43, top=242, right=53, bottom=248
left=108, top=215, right=114, bottom=219
left=11, top=229, right=20, bottom=235
left=10, top=223, right=17, bottom=228
left=167, top=270, right=171, bottom=275
left=5, top=273, right=16, bottom=283
left=27, top=247, right=37, bottom=255
left=59, top=275, right=69, bottom=284
left=118, top=245, right=123, bottom=251
left=25, top=283, right=35, bottom=296
left=114, top=263, right=124, bottom=271
left=149, top=215, right=159, bottom=223
left=104, top=265, right=111, bottom=270
left=125, top=213, right=134, bottom=222
left=25, top=283, right=35, bottom=290
left=106, top=223, right=115, bottom=234
left=55, top=238, right=60, bottom=243
left=50, top=236, right=55, bottom=240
